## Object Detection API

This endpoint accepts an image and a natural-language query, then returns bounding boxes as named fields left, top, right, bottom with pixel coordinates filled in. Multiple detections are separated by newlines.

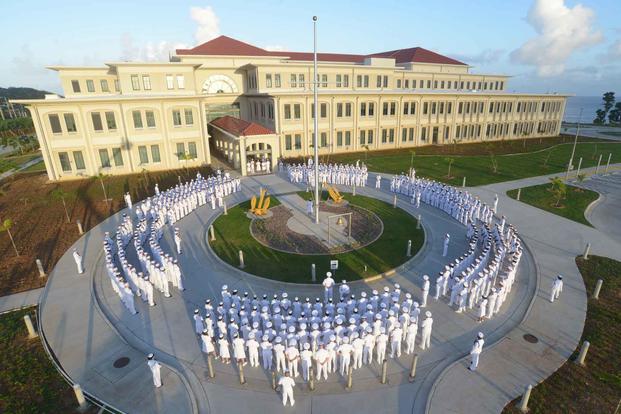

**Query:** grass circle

left=209, top=193, right=424, bottom=283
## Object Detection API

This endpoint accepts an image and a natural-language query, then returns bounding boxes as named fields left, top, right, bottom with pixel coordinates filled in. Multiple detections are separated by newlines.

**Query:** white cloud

left=190, top=6, right=220, bottom=44
left=452, top=49, right=505, bottom=65
left=511, top=0, right=603, bottom=76
left=264, top=45, right=286, bottom=52
left=120, top=33, right=188, bottom=62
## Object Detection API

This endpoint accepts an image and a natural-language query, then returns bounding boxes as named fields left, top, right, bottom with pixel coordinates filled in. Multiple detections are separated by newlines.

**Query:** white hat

left=303, top=343, right=310, bottom=350
left=423, top=275, right=429, bottom=280
left=147, top=353, right=154, bottom=360
left=425, top=311, right=432, bottom=317
left=326, top=272, right=332, bottom=277
left=477, top=332, right=484, bottom=339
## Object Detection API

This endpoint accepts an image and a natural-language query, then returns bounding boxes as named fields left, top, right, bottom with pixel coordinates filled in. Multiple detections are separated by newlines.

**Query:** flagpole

left=313, top=15, right=320, bottom=225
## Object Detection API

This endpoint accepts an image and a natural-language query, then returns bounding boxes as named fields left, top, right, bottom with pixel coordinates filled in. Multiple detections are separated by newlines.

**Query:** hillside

left=0, top=87, right=50, bottom=100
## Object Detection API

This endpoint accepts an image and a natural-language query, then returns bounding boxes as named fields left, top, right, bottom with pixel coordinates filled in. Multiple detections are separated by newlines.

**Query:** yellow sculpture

left=250, top=188, right=271, bottom=215
left=328, top=186, right=344, bottom=204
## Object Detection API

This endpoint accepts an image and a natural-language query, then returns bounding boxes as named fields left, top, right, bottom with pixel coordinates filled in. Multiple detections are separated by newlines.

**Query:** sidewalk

left=426, top=170, right=621, bottom=414
left=0, top=287, right=43, bottom=314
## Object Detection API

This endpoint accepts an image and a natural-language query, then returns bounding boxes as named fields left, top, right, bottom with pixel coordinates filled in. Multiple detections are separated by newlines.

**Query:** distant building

left=0, top=97, right=29, bottom=120
left=14, top=35, right=568, bottom=181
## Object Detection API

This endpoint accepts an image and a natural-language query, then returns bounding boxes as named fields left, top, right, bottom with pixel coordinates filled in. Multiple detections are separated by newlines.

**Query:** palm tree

left=549, top=176, right=563, bottom=191
left=444, top=157, right=455, bottom=179
left=362, top=145, right=370, bottom=161
left=93, top=172, right=111, bottom=205
left=50, top=187, right=72, bottom=223
left=1, top=218, right=19, bottom=256
left=409, top=150, right=416, bottom=169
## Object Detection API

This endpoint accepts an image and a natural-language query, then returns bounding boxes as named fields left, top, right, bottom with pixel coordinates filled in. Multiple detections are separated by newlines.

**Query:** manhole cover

left=523, top=334, right=539, bottom=343
left=113, top=357, right=130, bottom=368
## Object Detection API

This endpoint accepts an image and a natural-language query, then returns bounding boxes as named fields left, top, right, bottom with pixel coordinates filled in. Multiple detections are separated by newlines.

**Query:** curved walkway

left=576, top=172, right=621, bottom=242
left=39, top=170, right=587, bottom=414
left=427, top=167, right=621, bottom=414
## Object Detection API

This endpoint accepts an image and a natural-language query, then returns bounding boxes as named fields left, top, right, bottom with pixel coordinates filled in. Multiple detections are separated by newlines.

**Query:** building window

left=402, top=128, right=408, bottom=142
left=131, top=75, right=140, bottom=90
left=320, top=103, right=327, bottom=118
left=177, top=75, right=185, bottom=89
left=284, top=104, right=291, bottom=120
left=274, top=74, right=281, bottom=88
left=403, top=102, right=409, bottom=115
left=423, top=102, right=429, bottom=115
left=285, top=134, right=292, bottom=150
left=138, top=145, right=149, bottom=164
left=184, top=108, right=193, bottom=125
left=73, top=151, right=85, bottom=170
left=105, top=112, right=116, bottom=130
left=421, top=127, right=427, bottom=142
left=431, top=102, right=437, bottom=115
left=132, top=111, right=143, bottom=129
left=112, top=147, right=123, bottom=166
left=145, top=111, right=156, bottom=128
left=173, top=110, right=182, bottom=126
left=290, top=74, right=297, bottom=88
left=176, top=143, right=185, bottom=159
left=58, top=152, right=71, bottom=172
left=397, top=79, right=402, bottom=88
left=409, top=127, right=415, bottom=141
left=294, top=104, right=301, bottom=119
left=63, top=113, right=76, bottom=133
left=343, top=75, right=349, bottom=87
left=405, top=79, right=410, bottom=88
left=294, top=134, right=302, bottom=150
left=91, top=113, right=103, bottom=131
left=359, top=130, right=366, bottom=145
left=142, top=75, right=151, bottom=90
left=99, top=149, right=111, bottom=168
left=49, top=114, right=62, bottom=133
left=266, top=74, right=272, bottom=88
left=336, top=75, right=342, bottom=88
left=356, top=75, right=362, bottom=88
left=368, top=130, right=374, bottom=144
left=376, top=76, right=382, bottom=88
left=71, top=80, right=81, bottom=93
left=166, top=75, right=174, bottom=89
left=368, top=102, right=375, bottom=116
left=100, top=80, right=109, bottom=92
left=150, top=145, right=161, bottom=163
left=382, top=103, right=388, bottom=116
left=361, top=102, right=367, bottom=117
left=86, top=80, right=95, bottom=93
left=320, top=132, right=328, bottom=147
left=337, top=103, right=343, bottom=118
left=383, top=76, right=388, bottom=88
left=320, top=74, right=327, bottom=88
left=343, top=131, right=350, bottom=146
left=114, top=80, right=120, bottom=92
left=345, top=103, right=352, bottom=117
left=188, top=142, right=198, bottom=159
left=390, top=102, right=396, bottom=115
left=298, top=74, right=305, bottom=88
left=337, top=131, right=343, bottom=146
left=381, top=129, right=387, bottom=143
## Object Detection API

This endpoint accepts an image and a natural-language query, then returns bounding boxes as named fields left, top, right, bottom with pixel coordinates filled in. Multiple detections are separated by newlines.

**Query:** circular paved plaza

left=39, top=169, right=610, bottom=414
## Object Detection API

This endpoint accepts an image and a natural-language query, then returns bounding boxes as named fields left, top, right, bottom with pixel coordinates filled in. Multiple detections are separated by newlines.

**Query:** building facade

left=14, top=35, right=568, bottom=181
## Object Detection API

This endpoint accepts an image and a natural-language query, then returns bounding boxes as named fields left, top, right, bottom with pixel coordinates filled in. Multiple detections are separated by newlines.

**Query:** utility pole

left=313, top=16, right=320, bottom=224
left=565, top=107, right=582, bottom=180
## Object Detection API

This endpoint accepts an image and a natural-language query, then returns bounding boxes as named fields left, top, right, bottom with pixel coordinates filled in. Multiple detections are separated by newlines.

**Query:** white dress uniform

left=278, top=374, right=296, bottom=406
left=73, top=250, right=84, bottom=274
left=469, top=333, right=485, bottom=371
left=147, top=355, right=162, bottom=388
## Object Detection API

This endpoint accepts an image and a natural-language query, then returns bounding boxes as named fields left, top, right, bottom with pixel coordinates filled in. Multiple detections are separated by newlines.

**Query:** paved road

left=0, top=155, right=43, bottom=180
left=562, top=124, right=621, bottom=141
left=574, top=172, right=621, bottom=242
left=38, top=167, right=621, bottom=414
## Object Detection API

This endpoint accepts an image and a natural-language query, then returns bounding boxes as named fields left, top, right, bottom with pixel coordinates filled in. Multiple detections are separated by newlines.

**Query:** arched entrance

left=245, top=142, right=272, bottom=175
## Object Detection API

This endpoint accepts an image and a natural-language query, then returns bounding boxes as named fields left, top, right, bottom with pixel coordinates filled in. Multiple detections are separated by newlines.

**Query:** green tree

left=549, top=176, right=564, bottom=191
left=603, top=91, right=615, bottom=113
left=93, top=172, right=111, bottom=205
left=50, top=187, right=72, bottom=223
left=362, top=145, right=370, bottom=161
left=444, top=157, right=455, bottom=178
left=551, top=180, right=567, bottom=207
left=0, top=218, right=19, bottom=256
left=594, top=109, right=606, bottom=124
left=608, top=102, right=621, bottom=124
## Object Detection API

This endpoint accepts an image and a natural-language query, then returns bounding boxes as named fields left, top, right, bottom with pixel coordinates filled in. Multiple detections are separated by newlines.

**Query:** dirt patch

left=250, top=202, right=382, bottom=254
left=0, top=166, right=213, bottom=296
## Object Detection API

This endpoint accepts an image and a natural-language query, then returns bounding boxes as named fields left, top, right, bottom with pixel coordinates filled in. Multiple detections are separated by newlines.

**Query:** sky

left=1, top=0, right=620, bottom=96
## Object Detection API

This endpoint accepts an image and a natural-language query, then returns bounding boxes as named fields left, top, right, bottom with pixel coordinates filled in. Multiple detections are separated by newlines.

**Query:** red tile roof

left=176, top=35, right=466, bottom=66
left=210, top=116, right=275, bottom=136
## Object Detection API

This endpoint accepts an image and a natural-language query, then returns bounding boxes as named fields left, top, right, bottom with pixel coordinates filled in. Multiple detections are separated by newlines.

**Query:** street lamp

left=313, top=15, right=320, bottom=224
left=565, top=107, right=583, bottom=180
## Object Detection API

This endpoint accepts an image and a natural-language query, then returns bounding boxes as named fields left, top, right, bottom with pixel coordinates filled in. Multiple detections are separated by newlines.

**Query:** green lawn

left=507, top=182, right=599, bottom=226
left=326, top=141, right=620, bottom=186
left=17, top=159, right=46, bottom=173
left=209, top=193, right=424, bottom=283
left=503, top=256, right=621, bottom=414
left=0, top=308, right=90, bottom=414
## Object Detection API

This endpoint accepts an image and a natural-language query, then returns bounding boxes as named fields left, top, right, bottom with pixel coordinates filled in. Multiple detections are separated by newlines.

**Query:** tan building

left=14, top=35, right=568, bottom=181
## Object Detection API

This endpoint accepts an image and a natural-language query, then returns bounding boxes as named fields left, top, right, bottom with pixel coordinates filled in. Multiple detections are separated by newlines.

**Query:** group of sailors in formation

left=283, top=159, right=369, bottom=188
left=102, top=171, right=239, bottom=315
left=193, top=278, right=435, bottom=404
left=387, top=172, right=524, bottom=323
left=247, top=155, right=271, bottom=175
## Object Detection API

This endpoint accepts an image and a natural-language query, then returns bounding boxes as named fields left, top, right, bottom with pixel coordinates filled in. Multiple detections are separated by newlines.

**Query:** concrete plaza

left=37, top=166, right=621, bottom=413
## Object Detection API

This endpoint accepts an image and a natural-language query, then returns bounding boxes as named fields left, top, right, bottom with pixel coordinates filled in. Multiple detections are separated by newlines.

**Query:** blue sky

left=1, top=0, right=619, bottom=96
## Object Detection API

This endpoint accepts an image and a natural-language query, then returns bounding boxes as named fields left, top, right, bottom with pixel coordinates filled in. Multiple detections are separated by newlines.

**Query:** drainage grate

left=523, top=334, right=539, bottom=344
left=113, top=357, right=130, bottom=368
